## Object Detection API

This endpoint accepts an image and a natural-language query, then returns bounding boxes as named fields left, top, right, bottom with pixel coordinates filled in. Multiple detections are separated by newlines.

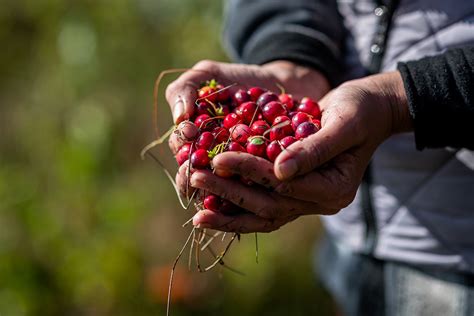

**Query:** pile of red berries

left=174, top=79, right=321, bottom=213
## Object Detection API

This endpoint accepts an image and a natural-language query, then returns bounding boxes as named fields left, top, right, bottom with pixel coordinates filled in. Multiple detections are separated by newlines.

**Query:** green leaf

left=208, top=79, right=218, bottom=88
left=250, top=137, right=265, bottom=145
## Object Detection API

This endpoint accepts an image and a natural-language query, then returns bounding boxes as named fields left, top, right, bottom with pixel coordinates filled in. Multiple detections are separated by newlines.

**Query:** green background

left=0, top=1, right=334, bottom=315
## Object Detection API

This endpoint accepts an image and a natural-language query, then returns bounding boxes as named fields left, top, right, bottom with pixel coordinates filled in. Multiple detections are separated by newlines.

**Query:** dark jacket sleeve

left=397, top=46, right=474, bottom=150
left=222, top=0, right=346, bottom=87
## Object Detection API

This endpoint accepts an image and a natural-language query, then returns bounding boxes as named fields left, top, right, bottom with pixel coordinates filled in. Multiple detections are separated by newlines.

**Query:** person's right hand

left=166, top=60, right=331, bottom=154
left=185, top=71, right=414, bottom=233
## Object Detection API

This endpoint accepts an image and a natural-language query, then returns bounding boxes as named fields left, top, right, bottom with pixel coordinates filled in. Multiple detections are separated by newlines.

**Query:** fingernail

left=277, top=158, right=298, bottom=179
left=173, top=98, right=184, bottom=123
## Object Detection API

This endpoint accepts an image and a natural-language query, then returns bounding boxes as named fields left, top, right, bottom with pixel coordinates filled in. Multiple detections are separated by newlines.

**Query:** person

left=166, top=0, right=474, bottom=314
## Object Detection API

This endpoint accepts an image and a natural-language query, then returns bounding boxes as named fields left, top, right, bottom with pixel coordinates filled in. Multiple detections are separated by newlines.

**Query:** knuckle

left=255, top=203, right=277, bottom=219
left=333, top=183, right=357, bottom=209
left=220, top=221, right=236, bottom=233
left=193, top=59, right=217, bottom=71
left=341, top=186, right=358, bottom=208
left=324, top=208, right=340, bottom=216
left=275, top=182, right=294, bottom=196
left=262, top=217, right=288, bottom=233
left=350, top=114, right=366, bottom=140
left=237, top=225, right=251, bottom=234
left=261, top=219, right=277, bottom=233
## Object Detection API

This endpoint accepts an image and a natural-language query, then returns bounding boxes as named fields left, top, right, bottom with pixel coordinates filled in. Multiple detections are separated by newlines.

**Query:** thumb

left=274, top=118, right=356, bottom=180
left=165, top=60, right=221, bottom=124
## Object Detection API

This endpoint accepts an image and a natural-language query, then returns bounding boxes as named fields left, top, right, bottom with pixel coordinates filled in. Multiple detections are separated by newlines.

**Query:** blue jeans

left=316, top=236, right=474, bottom=316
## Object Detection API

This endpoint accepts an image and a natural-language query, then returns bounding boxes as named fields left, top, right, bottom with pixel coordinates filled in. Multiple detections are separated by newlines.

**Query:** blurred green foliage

left=0, top=1, right=333, bottom=315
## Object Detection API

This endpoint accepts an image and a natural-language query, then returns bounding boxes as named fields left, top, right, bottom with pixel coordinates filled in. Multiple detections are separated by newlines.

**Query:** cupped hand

left=167, top=59, right=330, bottom=153
left=188, top=71, right=413, bottom=233
left=166, top=60, right=330, bottom=124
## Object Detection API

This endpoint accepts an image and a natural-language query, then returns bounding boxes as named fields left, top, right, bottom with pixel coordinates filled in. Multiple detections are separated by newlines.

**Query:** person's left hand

left=184, top=71, right=412, bottom=233
left=187, top=152, right=338, bottom=233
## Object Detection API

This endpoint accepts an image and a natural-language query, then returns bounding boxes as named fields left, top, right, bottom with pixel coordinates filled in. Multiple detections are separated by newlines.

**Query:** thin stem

left=249, top=105, right=260, bottom=126
left=140, top=125, right=175, bottom=160
left=206, top=245, right=245, bottom=276
left=204, top=233, right=237, bottom=272
left=188, top=227, right=196, bottom=270
left=200, top=231, right=222, bottom=251
left=146, top=152, right=188, bottom=209
left=182, top=216, right=194, bottom=228
left=196, top=229, right=203, bottom=272
left=199, top=229, right=207, bottom=244
left=185, top=190, right=198, bottom=210
left=167, top=227, right=195, bottom=316
left=185, top=142, right=194, bottom=201
left=275, top=82, right=286, bottom=94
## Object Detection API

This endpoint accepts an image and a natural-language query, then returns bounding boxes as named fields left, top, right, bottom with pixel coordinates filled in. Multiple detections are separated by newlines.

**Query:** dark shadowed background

left=0, top=1, right=334, bottom=315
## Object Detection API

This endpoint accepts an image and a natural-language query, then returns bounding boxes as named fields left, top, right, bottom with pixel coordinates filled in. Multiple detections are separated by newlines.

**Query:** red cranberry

left=177, top=121, right=199, bottom=141
left=273, top=115, right=291, bottom=125
left=297, top=97, right=321, bottom=119
left=212, top=126, right=230, bottom=143
left=216, top=84, right=230, bottom=102
left=194, top=114, right=215, bottom=130
left=233, top=89, right=250, bottom=105
left=198, top=86, right=217, bottom=103
left=269, top=116, right=293, bottom=141
left=279, top=93, right=295, bottom=110
left=280, top=136, right=297, bottom=148
left=231, top=124, right=253, bottom=145
left=288, top=111, right=297, bottom=118
left=262, top=101, right=287, bottom=123
left=291, top=112, right=312, bottom=130
left=295, top=121, right=319, bottom=140
left=176, top=143, right=192, bottom=166
left=204, top=194, right=222, bottom=211
left=196, top=101, right=213, bottom=116
left=190, top=148, right=210, bottom=169
left=227, top=141, right=246, bottom=152
left=256, top=91, right=279, bottom=108
left=196, top=131, right=215, bottom=150
left=235, top=101, right=259, bottom=125
left=266, top=141, right=283, bottom=162
left=223, top=113, right=241, bottom=129
left=248, top=87, right=266, bottom=101
left=250, top=120, right=270, bottom=136
left=246, top=136, right=267, bottom=158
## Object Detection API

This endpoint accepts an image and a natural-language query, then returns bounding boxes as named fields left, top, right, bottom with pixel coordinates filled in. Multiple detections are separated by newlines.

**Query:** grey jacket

left=224, top=0, right=474, bottom=272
